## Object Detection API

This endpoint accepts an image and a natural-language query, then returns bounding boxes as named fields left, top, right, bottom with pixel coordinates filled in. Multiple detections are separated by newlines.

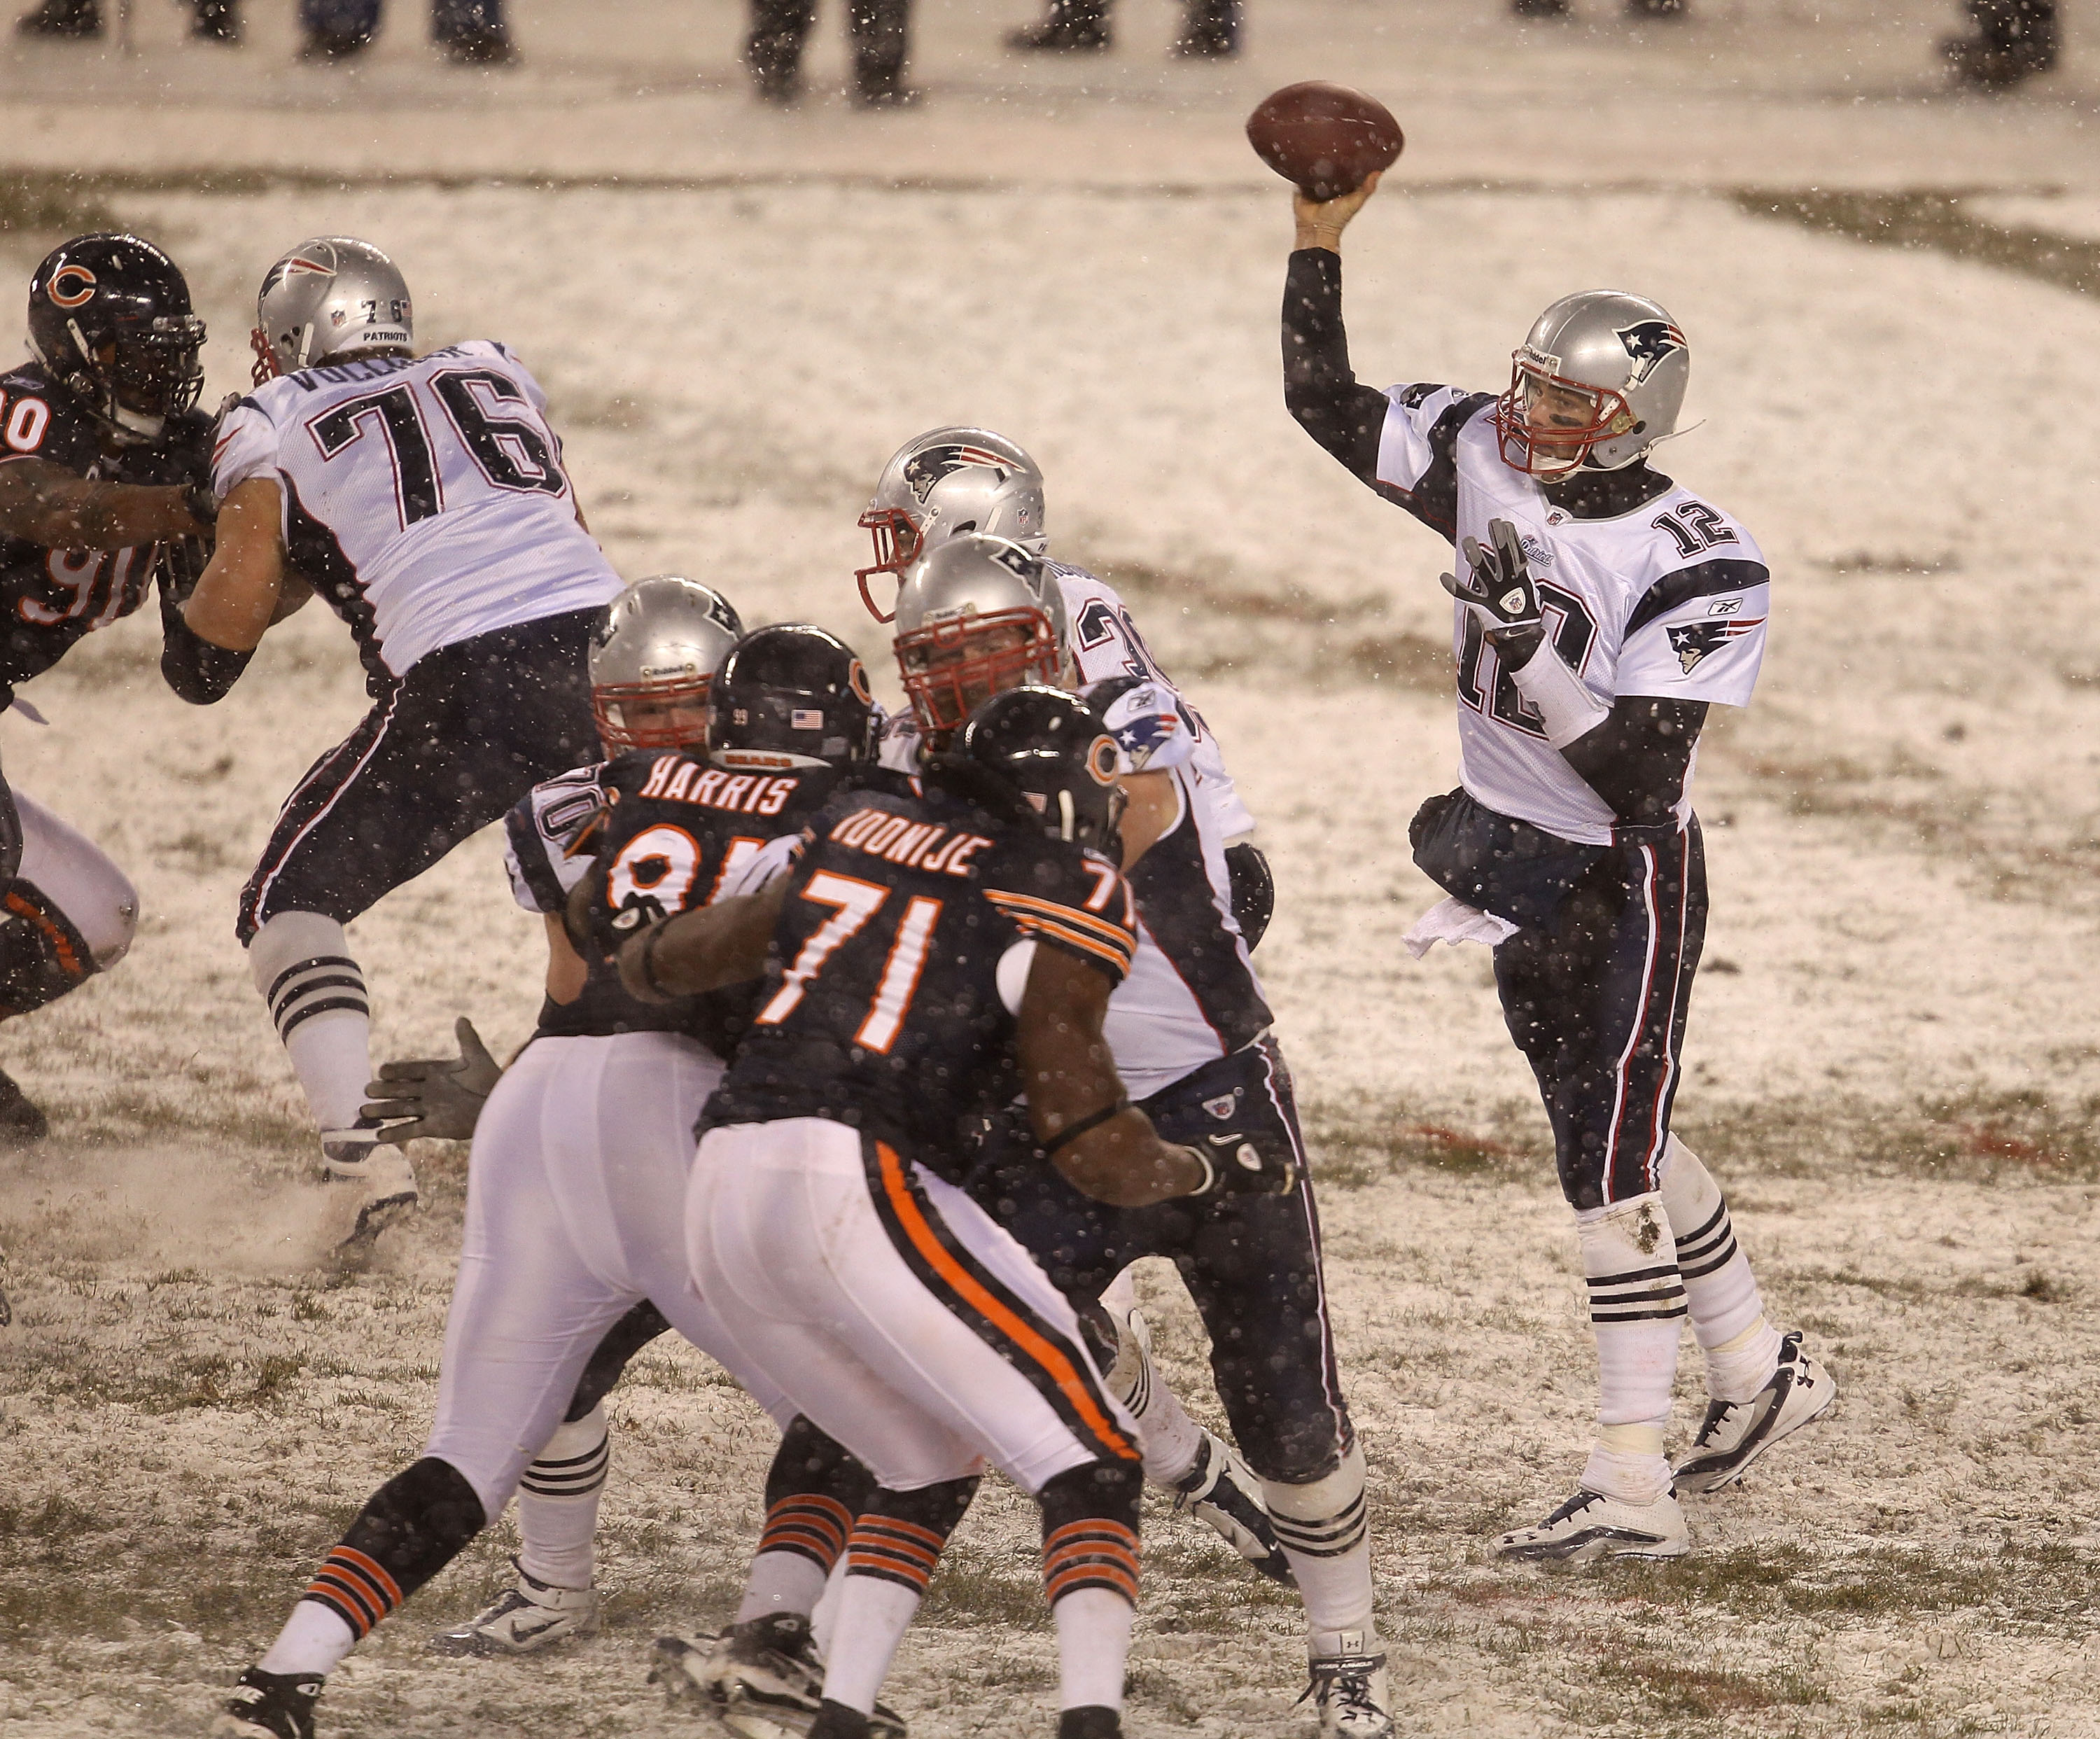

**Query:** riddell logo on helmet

left=904, top=444, right=1011, bottom=505
left=47, top=265, right=95, bottom=308
left=1616, top=319, right=1686, bottom=386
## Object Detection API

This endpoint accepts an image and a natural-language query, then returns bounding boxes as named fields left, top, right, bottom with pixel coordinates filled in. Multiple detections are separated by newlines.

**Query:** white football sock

left=247, top=912, right=372, bottom=1136
left=1576, top=1192, right=1684, bottom=1504
left=1263, top=1441, right=1376, bottom=1655
left=1052, top=1587, right=1133, bottom=1712
left=516, top=1406, right=609, bottom=1589
left=820, top=1575, right=923, bottom=1715
left=258, top=1598, right=357, bottom=1677
left=1095, top=1298, right=1201, bottom=1488
left=1658, top=1136, right=1784, bottom=1401
left=735, top=1551, right=832, bottom=1627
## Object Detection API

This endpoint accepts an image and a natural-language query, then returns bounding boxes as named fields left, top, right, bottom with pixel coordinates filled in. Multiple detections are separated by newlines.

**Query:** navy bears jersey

left=503, top=750, right=850, bottom=1052
left=0, top=361, right=200, bottom=703
left=705, top=783, right=1138, bottom=1182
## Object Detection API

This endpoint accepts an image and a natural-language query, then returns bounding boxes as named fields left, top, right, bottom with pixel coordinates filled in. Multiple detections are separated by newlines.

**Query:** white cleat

left=1494, top=1486, right=1690, bottom=1564
left=649, top=1616, right=904, bottom=1739
left=1302, top=1637, right=1392, bottom=1739
left=321, top=1128, right=421, bottom=1251
left=1674, top=1330, right=1836, bottom=1494
left=1174, top=1429, right=1296, bottom=1586
left=428, top=1557, right=600, bottom=1656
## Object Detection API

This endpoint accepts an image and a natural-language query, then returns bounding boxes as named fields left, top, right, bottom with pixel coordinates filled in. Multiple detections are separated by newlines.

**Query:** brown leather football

left=1245, top=82, right=1404, bottom=202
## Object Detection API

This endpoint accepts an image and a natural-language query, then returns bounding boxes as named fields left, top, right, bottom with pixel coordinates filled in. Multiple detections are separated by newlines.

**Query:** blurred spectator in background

left=1006, top=0, right=1236, bottom=57
left=1509, top=0, right=1684, bottom=18
left=300, top=0, right=514, bottom=60
left=1941, top=0, right=2056, bottom=84
left=17, top=0, right=237, bottom=41
left=749, top=0, right=914, bottom=105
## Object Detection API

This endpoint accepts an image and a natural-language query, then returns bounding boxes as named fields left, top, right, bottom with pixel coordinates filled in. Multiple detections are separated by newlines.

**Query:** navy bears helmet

left=27, top=234, right=205, bottom=443
left=708, top=624, right=878, bottom=771
left=944, top=685, right=1124, bottom=853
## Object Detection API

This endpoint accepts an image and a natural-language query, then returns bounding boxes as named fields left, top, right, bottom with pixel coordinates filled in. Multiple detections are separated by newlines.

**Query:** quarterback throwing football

left=1280, top=172, right=1834, bottom=1561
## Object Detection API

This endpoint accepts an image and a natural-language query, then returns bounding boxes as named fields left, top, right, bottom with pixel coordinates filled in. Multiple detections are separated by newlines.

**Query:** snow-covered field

left=3, top=5, right=2100, bottom=1733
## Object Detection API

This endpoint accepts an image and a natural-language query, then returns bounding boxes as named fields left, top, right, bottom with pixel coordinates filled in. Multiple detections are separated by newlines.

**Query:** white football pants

left=687, top=1117, right=1139, bottom=1497
left=15, top=788, right=138, bottom=965
left=424, top=1031, right=792, bottom=1519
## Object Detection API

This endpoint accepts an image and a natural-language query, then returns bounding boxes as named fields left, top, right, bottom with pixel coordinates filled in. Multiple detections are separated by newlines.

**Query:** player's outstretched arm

left=0, top=456, right=209, bottom=549
left=1016, top=942, right=1204, bottom=1208
left=1282, top=172, right=1391, bottom=484
left=613, top=881, right=788, bottom=1003
left=181, top=478, right=290, bottom=652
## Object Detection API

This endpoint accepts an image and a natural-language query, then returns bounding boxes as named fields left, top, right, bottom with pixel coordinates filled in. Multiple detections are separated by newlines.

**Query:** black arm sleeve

left=1559, top=696, right=1707, bottom=827
left=1282, top=248, right=1390, bottom=484
left=158, top=571, right=253, bottom=706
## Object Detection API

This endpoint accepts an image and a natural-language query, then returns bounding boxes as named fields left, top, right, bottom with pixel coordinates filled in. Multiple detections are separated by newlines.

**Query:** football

left=1244, top=81, right=1404, bottom=202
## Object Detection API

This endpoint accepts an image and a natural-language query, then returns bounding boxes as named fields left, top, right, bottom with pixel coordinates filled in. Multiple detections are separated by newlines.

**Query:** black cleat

left=0, top=1068, right=48, bottom=1148
left=1004, top=13, right=1109, bottom=50
left=14, top=0, right=100, bottom=38
left=214, top=1668, right=321, bottom=1739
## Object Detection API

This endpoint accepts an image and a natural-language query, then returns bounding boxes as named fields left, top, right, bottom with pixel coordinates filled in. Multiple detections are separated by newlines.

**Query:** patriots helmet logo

left=1616, top=319, right=1687, bottom=386
left=904, top=443, right=1011, bottom=505
left=1667, top=617, right=1763, bottom=673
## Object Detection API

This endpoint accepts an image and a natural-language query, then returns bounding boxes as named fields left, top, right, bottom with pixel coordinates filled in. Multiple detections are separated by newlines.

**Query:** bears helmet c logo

left=48, top=265, right=96, bottom=309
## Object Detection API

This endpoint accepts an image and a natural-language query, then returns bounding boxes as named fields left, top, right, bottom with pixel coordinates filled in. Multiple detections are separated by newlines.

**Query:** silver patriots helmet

left=857, top=426, right=1047, bottom=622
left=251, top=237, right=414, bottom=385
left=1492, top=290, right=1690, bottom=478
left=892, top=532, right=1069, bottom=741
left=589, top=575, right=745, bottom=753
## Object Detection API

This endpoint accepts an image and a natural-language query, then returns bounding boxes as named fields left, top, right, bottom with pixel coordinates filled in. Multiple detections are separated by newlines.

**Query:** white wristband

left=1506, top=642, right=1609, bottom=749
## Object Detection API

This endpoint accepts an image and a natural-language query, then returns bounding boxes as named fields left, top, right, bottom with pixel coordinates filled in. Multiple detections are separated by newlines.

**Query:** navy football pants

left=237, top=608, right=598, bottom=945
left=967, top=1034, right=1354, bottom=1486
left=1493, top=820, right=1707, bottom=1212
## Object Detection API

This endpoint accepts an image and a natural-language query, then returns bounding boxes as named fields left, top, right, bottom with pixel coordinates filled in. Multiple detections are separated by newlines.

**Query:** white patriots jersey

left=503, top=762, right=609, bottom=915
left=214, top=340, right=624, bottom=680
left=1047, top=561, right=1255, bottom=841
left=876, top=668, right=1266, bottom=1099
left=1376, top=386, right=1770, bottom=846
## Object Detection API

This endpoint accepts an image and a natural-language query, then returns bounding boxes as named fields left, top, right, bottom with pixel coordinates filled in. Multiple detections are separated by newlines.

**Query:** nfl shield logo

left=1203, top=1093, right=1238, bottom=1121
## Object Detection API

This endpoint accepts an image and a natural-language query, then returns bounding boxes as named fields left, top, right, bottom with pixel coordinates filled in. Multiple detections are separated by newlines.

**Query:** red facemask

left=855, top=507, right=923, bottom=624
left=893, top=608, right=1060, bottom=739
left=1490, top=351, right=1637, bottom=477
left=592, top=675, right=713, bottom=753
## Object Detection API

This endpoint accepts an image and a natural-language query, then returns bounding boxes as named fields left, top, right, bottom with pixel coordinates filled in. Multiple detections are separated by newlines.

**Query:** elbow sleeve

left=160, top=609, right=252, bottom=705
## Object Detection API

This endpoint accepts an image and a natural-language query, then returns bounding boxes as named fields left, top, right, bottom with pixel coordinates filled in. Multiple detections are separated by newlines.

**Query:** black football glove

left=152, top=533, right=214, bottom=607
left=360, top=1017, right=503, bottom=1143
left=1441, top=517, right=1542, bottom=641
left=1177, top=1130, right=1299, bottom=1199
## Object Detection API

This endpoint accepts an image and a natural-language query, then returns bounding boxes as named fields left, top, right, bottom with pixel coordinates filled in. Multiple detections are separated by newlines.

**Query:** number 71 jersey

left=213, top=340, right=622, bottom=682
left=1376, top=385, right=1771, bottom=845
left=706, top=783, right=1139, bottom=1183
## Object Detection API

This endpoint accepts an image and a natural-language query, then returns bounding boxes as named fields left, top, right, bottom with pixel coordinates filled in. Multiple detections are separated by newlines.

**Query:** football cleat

left=1301, top=1640, right=1392, bottom=1739
left=650, top=1616, right=904, bottom=1739
left=0, top=1066, right=50, bottom=1148
left=1174, top=1430, right=1296, bottom=1586
left=428, top=1558, right=600, bottom=1656
left=1673, top=1331, right=1835, bottom=1495
left=214, top=1668, right=320, bottom=1739
left=1494, top=1487, right=1689, bottom=1564
left=321, top=1129, right=420, bottom=1251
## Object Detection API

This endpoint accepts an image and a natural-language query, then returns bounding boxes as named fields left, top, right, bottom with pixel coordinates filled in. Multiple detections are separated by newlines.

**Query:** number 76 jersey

left=213, top=340, right=622, bottom=683
left=1376, top=384, right=1771, bottom=846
